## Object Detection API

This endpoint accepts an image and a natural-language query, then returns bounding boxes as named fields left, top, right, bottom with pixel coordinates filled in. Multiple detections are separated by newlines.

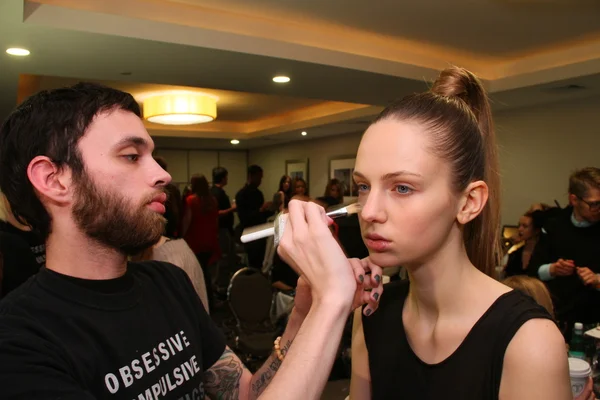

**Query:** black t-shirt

left=362, top=279, right=551, bottom=400
left=210, top=185, right=233, bottom=231
left=0, top=261, right=226, bottom=399
left=235, top=184, right=272, bottom=228
left=0, top=220, right=46, bottom=267
left=0, top=231, right=40, bottom=298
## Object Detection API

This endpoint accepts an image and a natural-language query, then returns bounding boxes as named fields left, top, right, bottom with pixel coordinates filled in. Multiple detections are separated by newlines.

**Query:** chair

left=227, top=268, right=279, bottom=370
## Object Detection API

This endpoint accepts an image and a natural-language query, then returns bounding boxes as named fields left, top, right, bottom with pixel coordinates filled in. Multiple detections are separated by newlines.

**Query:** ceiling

left=170, top=0, right=600, bottom=56
left=0, top=0, right=599, bottom=149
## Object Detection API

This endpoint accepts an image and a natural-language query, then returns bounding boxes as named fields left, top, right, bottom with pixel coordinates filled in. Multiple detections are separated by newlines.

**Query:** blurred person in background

left=527, top=167, right=600, bottom=340
left=236, top=165, right=273, bottom=269
left=504, top=210, right=544, bottom=277
left=182, top=174, right=220, bottom=311
left=272, top=175, right=293, bottom=212
left=210, top=166, right=236, bottom=257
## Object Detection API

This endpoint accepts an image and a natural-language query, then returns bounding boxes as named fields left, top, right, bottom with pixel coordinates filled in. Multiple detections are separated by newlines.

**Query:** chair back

left=228, top=268, right=273, bottom=328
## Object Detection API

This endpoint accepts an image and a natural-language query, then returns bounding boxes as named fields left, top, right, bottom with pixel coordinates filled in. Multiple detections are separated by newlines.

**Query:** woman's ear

left=456, top=180, right=488, bottom=225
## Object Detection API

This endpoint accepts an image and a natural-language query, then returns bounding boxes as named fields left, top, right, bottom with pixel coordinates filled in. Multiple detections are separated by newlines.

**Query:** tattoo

left=203, top=349, right=243, bottom=400
left=250, top=339, right=292, bottom=399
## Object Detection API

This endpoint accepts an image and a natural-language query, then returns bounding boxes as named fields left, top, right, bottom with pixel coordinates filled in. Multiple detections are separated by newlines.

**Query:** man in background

left=528, top=167, right=600, bottom=339
left=235, top=165, right=272, bottom=269
left=210, top=166, right=236, bottom=257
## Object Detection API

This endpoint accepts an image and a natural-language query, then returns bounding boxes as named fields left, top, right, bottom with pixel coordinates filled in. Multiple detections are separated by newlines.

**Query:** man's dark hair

left=0, top=82, right=141, bottom=239
left=212, top=166, right=228, bottom=184
left=247, top=165, right=263, bottom=177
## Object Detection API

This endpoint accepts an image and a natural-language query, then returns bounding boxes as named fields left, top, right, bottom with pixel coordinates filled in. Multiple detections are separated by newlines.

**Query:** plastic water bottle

left=569, top=322, right=586, bottom=360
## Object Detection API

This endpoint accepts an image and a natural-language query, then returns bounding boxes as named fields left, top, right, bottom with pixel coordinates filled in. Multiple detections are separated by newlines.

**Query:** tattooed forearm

left=203, top=349, right=243, bottom=400
left=249, top=339, right=292, bottom=399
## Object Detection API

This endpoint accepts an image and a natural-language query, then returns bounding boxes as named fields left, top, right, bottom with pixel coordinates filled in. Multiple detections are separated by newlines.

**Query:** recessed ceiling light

left=301, top=131, right=307, bottom=136
left=273, top=76, right=290, bottom=83
left=230, top=139, right=240, bottom=145
left=6, top=48, right=30, bottom=56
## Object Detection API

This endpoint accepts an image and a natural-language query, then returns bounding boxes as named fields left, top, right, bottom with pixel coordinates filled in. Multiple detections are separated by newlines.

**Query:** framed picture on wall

left=329, top=156, right=357, bottom=203
left=285, top=159, right=309, bottom=186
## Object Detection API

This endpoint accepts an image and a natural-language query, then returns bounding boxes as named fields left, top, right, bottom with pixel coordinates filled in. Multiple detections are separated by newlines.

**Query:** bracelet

left=273, top=336, right=285, bottom=362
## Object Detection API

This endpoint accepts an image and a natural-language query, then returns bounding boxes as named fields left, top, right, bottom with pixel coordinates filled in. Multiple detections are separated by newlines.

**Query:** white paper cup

left=569, top=357, right=591, bottom=397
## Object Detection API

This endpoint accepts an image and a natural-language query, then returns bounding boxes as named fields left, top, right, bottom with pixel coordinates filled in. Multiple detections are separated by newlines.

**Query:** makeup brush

left=240, top=203, right=362, bottom=244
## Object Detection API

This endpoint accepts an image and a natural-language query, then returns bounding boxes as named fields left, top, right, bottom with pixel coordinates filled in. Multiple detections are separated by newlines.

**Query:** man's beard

left=72, top=171, right=166, bottom=256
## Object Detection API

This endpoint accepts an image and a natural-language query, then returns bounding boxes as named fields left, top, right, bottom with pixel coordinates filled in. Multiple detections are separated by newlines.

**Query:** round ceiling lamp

left=6, top=48, right=30, bottom=56
left=143, top=92, right=217, bottom=125
left=273, top=76, right=290, bottom=83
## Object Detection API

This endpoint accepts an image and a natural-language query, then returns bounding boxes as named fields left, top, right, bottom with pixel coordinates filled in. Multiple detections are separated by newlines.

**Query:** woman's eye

left=357, top=184, right=369, bottom=192
left=395, top=185, right=412, bottom=194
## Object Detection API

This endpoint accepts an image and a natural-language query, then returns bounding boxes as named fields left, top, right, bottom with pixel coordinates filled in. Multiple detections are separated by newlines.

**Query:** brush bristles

left=343, top=202, right=362, bottom=215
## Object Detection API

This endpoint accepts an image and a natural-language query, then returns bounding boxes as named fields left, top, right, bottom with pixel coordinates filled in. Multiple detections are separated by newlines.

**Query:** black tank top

left=362, top=279, right=552, bottom=400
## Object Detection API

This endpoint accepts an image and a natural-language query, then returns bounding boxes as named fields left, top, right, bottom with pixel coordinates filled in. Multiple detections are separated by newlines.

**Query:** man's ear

left=568, top=193, right=578, bottom=207
left=456, top=180, right=488, bottom=225
left=27, top=156, right=73, bottom=204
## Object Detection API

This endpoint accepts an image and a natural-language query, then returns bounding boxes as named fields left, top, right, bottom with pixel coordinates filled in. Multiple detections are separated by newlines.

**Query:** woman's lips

left=364, top=234, right=391, bottom=251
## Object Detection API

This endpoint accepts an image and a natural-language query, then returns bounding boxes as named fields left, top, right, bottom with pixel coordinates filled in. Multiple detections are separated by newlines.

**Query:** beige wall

left=249, top=96, right=600, bottom=227
left=249, top=132, right=364, bottom=201
left=496, top=96, right=600, bottom=226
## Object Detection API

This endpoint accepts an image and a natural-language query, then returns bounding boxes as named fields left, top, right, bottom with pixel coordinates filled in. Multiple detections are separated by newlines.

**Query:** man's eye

left=123, top=154, right=139, bottom=162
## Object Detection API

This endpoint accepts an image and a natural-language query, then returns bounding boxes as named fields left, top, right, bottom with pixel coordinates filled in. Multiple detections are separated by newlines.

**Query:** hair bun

left=430, top=66, right=487, bottom=121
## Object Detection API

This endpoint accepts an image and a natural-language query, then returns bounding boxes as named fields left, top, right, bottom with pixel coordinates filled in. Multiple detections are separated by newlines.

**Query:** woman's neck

left=523, top=237, right=537, bottom=250
left=407, top=228, right=504, bottom=321
left=408, top=258, right=480, bottom=317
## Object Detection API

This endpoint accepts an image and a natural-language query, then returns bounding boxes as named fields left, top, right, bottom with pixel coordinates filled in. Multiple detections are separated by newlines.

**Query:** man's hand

left=577, top=267, right=599, bottom=287
left=550, top=259, right=575, bottom=277
left=278, top=200, right=356, bottom=312
left=260, top=201, right=273, bottom=212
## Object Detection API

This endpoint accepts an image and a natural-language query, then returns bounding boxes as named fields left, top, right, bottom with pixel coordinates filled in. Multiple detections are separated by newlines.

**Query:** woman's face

left=295, top=181, right=306, bottom=196
left=354, top=120, right=461, bottom=268
left=282, top=178, right=291, bottom=192
left=517, top=215, right=536, bottom=242
left=329, top=184, right=341, bottom=199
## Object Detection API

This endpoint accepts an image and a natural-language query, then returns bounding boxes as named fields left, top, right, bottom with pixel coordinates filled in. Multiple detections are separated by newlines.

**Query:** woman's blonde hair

left=503, top=275, right=554, bottom=318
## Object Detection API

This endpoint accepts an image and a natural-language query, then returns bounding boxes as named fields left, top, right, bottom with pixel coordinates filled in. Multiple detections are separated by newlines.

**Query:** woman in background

left=273, top=175, right=293, bottom=212
left=504, top=210, right=544, bottom=277
left=182, top=174, right=220, bottom=312
left=323, top=178, right=344, bottom=206
left=292, top=177, right=309, bottom=201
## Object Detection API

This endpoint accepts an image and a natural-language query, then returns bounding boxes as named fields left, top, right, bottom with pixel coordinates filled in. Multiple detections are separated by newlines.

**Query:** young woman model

left=345, top=67, right=586, bottom=399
